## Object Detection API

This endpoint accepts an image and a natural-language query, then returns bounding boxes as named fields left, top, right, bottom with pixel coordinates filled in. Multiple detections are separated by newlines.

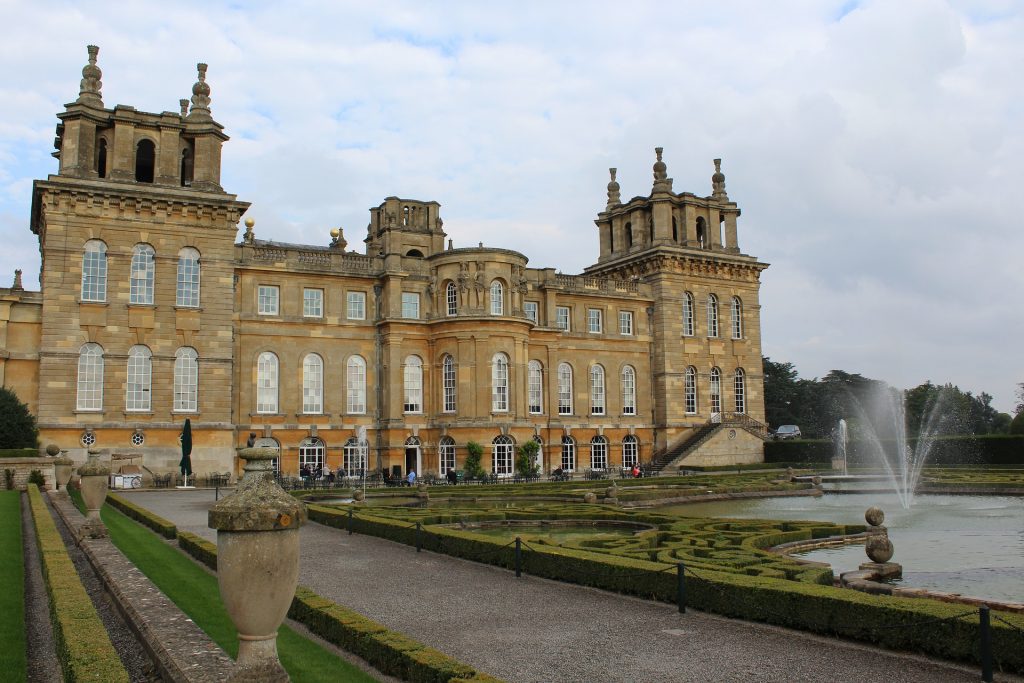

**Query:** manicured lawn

left=0, top=491, right=27, bottom=683
left=75, top=492, right=377, bottom=683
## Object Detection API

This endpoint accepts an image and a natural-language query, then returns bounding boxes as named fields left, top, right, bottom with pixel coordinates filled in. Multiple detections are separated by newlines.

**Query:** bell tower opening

left=96, top=137, right=108, bottom=178
left=135, top=139, right=155, bottom=183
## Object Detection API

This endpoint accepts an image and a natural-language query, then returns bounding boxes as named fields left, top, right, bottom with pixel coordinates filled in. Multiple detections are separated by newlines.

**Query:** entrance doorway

left=404, top=436, right=421, bottom=477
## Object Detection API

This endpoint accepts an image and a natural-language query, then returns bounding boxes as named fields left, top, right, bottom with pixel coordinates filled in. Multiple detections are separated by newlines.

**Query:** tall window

left=256, top=351, right=279, bottom=414
left=528, top=360, right=543, bottom=414
left=347, top=356, right=366, bottom=413
left=710, top=367, right=722, bottom=415
left=176, top=247, right=200, bottom=307
left=442, top=355, right=456, bottom=413
left=446, top=282, right=457, bottom=316
left=347, top=291, right=365, bottom=320
left=130, top=244, right=155, bottom=305
left=731, top=296, right=743, bottom=339
left=490, top=280, right=504, bottom=315
left=258, top=285, right=279, bottom=315
left=556, top=306, right=570, bottom=331
left=173, top=347, right=198, bottom=412
left=682, top=292, right=695, bottom=336
left=524, top=301, right=538, bottom=324
left=81, top=240, right=108, bottom=302
left=302, top=353, right=324, bottom=414
left=303, top=289, right=323, bottom=318
left=590, top=436, right=608, bottom=470
left=439, top=436, right=456, bottom=474
left=621, top=365, right=636, bottom=415
left=403, top=356, right=423, bottom=412
left=734, top=368, right=746, bottom=414
left=126, top=345, right=152, bottom=411
left=561, top=436, right=576, bottom=471
left=684, top=366, right=697, bottom=414
left=491, top=353, right=509, bottom=412
left=343, top=437, right=365, bottom=473
left=622, top=435, right=638, bottom=468
left=707, top=294, right=719, bottom=338
left=590, top=365, right=605, bottom=415
left=557, top=363, right=573, bottom=415
left=588, top=308, right=602, bottom=333
left=619, top=311, right=633, bottom=336
left=492, top=435, right=514, bottom=476
left=76, top=343, right=104, bottom=411
left=298, top=438, right=325, bottom=472
left=401, top=292, right=420, bottom=319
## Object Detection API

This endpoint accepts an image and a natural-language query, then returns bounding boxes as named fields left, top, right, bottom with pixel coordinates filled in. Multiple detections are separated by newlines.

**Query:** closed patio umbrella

left=179, top=418, right=193, bottom=487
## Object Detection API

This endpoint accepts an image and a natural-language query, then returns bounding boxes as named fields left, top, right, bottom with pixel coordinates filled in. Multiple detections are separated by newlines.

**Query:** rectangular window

left=524, top=301, right=538, bottom=324
left=347, top=291, right=366, bottom=320
left=556, top=306, right=570, bottom=331
left=303, top=289, right=323, bottom=318
left=257, top=285, right=279, bottom=315
left=619, top=311, right=633, bottom=336
left=401, top=292, right=420, bottom=319
left=588, top=309, right=602, bottom=333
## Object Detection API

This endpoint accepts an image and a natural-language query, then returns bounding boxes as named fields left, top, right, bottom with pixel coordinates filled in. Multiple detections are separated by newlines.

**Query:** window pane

left=524, top=301, right=538, bottom=324
left=176, top=248, right=200, bottom=307
left=588, top=309, right=602, bottom=333
left=556, top=306, right=570, bottom=331
left=130, top=245, right=155, bottom=305
left=558, top=363, right=573, bottom=415
left=404, top=357, right=422, bottom=412
left=126, top=346, right=152, bottom=411
left=492, top=354, right=508, bottom=412
left=561, top=437, right=576, bottom=471
left=257, top=352, right=278, bottom=413
left=347, top=291, right=365, bottom=320
left=347, top=357, right=366, bottom=413
left=528, top=360, right=543, bottom=414
left=258, top=286, right=279, bottom=315
left=304, top=289, right=323, bottom=318
left=76, top=343, right=104, bottom=411
left=622, top=366, right=636, bottom=415
left=590, top=365, right=605, bottom=415
left=303, top=354, right=323, bottom=413
left=682, top=293, right=694, bottom=336
left=446, top=283, right=458, bottom=316
left=443, top=355, right=456, bottom=413
left=174, top=348, right=198, bottom=412
left=81, top=241, right=107, bottom=302
left=490, top=281, right=503, bottom=315
left=684, top=367, right=697, bottom=414
left=619, top=311, right=633, bottom=335
left=401, top=292, right=420, bottom=319
left=591, top=437, right=607, bottom=470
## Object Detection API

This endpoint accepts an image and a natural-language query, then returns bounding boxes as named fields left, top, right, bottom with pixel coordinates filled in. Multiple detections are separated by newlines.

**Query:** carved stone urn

left=77, top=449, right=110, bottom=537
left=209, top=447, right=306, bottom=682
left=53, top=452, right=74, bottom=491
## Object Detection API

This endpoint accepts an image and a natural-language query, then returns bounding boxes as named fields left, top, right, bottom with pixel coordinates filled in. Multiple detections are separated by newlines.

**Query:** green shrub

left=26, top=485, right=129, bottom=682
left=765, top=435, right=1024, bottom=466
left=27, top=470, right=45, bottom=489
left=464, top=441, right=485, bottom=479
left=0, top=387, right=37, bottom=449
left=177, top=531, right=218, bottom=571
left=3, top=469, right=13, bottom=490
left=515, top=441, right=540, bottom=478
left=1010, top=412, right=1024, bottom=435
left=107, top=493, right=177, bottom=539
left=0, top=448, right=39, bottom=458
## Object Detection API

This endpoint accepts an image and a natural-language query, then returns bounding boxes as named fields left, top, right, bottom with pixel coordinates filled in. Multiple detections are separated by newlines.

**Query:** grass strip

left=0, top=491, right=27, bottom=683
left=94, top=496, right=378, bottom=683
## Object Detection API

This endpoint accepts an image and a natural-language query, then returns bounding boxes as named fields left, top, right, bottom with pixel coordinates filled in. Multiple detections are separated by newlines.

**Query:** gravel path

left=21, top=493, right=61, bottom=683
left=124, top=490, right=1024, bottom=683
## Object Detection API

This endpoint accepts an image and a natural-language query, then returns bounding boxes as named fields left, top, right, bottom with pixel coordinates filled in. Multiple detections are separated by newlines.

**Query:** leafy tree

left=762, top=357, right=800, bottom=427
left=463, top=441, right=485, bottom=479
left=1011, top=411, right=1024, bottom=435
left=1015, top=383, right=1024, bottom=416
left=515, top=440, right=540, bottom=478
left=0, top=386, right=38, bottom=449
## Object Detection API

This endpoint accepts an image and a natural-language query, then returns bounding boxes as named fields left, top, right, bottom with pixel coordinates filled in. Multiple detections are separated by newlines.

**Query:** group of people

left=300, top=463, right=349, bottom=484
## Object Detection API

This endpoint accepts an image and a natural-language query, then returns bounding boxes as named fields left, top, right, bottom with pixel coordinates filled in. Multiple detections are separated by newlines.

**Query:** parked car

left=773, top=425, right=802, bottom=440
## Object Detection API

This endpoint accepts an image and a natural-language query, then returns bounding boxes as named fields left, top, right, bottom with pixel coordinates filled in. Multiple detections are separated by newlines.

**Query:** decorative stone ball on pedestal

left=417, top=482, right=429, bottom=500
left=353, top=488, right=365, bottom=502
left=583, top=491, right=597, bottom=504
left=605, top=484, right=619, bottom=504
left=77, top=449, right=110, bottom=538
left=860, top=506, right=901, bottom=579
left=209, top=447, right=307, bottom=683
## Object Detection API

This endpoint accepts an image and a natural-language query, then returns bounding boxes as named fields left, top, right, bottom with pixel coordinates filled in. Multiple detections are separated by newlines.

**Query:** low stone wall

left=1, top=458, right=55, bottom=490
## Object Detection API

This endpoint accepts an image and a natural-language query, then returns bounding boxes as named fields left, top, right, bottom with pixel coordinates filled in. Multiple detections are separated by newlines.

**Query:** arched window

left=528, top=360, right=543, bottom=414
left=492, top=435, right=514, bottom=476
left=560, top=436, right=576, bottom=471
left=710, top=367, right=722, bottom=416
left=402, top=205, right=411, bottom=226
left=176, top=247, right=201, bottom=307
left=491, top=353, right=509, bottom=412
left=299, top=437, right=325, bottom=473
left=256, top=351, right=279, bottom=414
left=684, top=366, right=697, bottom=415
left=343, top=436, right=365, bottom=474
left=590, top=435, right=608, bottom=470
left=622, top=435, right=639, bottom=468
left=126, top=345, right=152, bottom=412
left=696, top=216, right=708, bottom=248
left=625, top=221, right=633, bottom=248
left=590, top=365, right=605, bottom=415
left=490, top=280, right=504, bottom=316
left=446, top=281, right=458, bottom=316
left=734, top=368, right=746, bottom=414
left=347, top=356, right=366, bottom=414
left=731, top=296, right=743, bottom=339
left=76, top=343, right=104, bottom=411
left=682, top=292, right=695, bottom=336
left=302, top=353, right=324, bottom=414
left=621, top=365, right=636, bottom=416
left=173, top=347, right=198, bottom=412
left=81, top=240, right=107, bottom=302
left=557, top=363, right=573, bottom=415
left=442, top=354, right=456, bottom=413
left=130, top=244, right=155, bottom=305
left=439, top=436, right=456, bottom=474
left=403, top=356, right=422, bottom=413
left=707, top=294, right=719, bottom=338
left=135, top=139, right=155, bottom=183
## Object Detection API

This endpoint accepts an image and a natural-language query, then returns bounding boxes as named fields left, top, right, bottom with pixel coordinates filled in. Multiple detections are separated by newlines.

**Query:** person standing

left=407, top=469, right=416, bottom=486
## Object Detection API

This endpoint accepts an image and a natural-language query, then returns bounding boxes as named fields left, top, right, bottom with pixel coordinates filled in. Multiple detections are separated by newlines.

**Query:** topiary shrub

left=28, top=469, right=45, bottom=489
left=464, top=441, right=485, bottom=479
left=516, top=440, right=540, bottom=478
left=0, top=386, right=38, bottom=449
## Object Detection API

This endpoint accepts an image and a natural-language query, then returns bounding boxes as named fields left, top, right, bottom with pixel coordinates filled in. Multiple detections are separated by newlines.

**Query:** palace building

left=0, top=46, right=770, bottom=479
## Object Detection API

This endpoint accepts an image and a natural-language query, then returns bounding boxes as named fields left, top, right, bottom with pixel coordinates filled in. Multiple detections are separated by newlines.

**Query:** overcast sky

left=1, top=0, right=1021, bottom=412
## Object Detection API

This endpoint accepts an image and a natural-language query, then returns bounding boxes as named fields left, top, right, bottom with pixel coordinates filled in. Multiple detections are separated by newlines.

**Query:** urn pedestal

left=77, top=450, right=110, bottom=538
left=209, top=447, right=307, bottom=682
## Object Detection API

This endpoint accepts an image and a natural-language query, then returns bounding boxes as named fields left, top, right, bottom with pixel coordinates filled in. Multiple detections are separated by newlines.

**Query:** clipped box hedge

left=766, top=434, right=1024, bottom=466
left=27, top=485, right=130, bottom=683
left=0, top=448, right=39, bottom=458
left=177, top=531, right=217, bottom=571
left=107, top=493, right=177, bottom=539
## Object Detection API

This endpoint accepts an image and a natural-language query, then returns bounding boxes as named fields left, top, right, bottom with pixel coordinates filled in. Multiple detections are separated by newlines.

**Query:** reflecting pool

left=655, top=493, right=1024, bottom=603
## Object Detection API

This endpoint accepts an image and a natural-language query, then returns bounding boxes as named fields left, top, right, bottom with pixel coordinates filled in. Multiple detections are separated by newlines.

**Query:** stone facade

left=5, top=47, right=769, bottom=478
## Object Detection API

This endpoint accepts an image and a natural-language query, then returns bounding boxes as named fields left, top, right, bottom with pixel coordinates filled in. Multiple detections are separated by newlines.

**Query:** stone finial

left=179, top=98, right=189, bottom=117
left=712, top=157, right=728, bottom=200
left=447, top=238, right=453, bottom=251
left=606, top=168, right=621, bottom=209
left=243, top=217, right=255, bottom=243
left=12, top=269, right=23, bottom=291
left=77, top=45, right=103, bottom=107
left=330, top=227, right=347, bottom=251
left=188, top=63, right=212, bottom=120
left=652, top=147, right=673, bottom=193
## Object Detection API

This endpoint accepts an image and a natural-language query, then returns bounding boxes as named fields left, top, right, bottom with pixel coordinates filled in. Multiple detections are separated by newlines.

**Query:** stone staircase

left=649, top=413, right=770, bottom=473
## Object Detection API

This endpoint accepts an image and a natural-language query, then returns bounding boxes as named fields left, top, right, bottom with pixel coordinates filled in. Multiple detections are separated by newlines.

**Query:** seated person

left=631, top=464, right=641, bottom=478
left=446, top=468, right=458, bottom=485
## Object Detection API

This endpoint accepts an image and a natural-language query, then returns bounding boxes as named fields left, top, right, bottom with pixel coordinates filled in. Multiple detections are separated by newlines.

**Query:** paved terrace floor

left=122, top=489, right=1022, bottom=683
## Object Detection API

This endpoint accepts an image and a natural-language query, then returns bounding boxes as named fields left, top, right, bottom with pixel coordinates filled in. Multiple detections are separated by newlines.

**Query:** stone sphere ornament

left=866, top=533, right=894, bottom=563
left=45, top=443, right=61, bottom=456
left=865, top=506, right=885, bottom=527
left=583, top=492, right=597, bottom=504
left=353, top=489, right=365, bottom=502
